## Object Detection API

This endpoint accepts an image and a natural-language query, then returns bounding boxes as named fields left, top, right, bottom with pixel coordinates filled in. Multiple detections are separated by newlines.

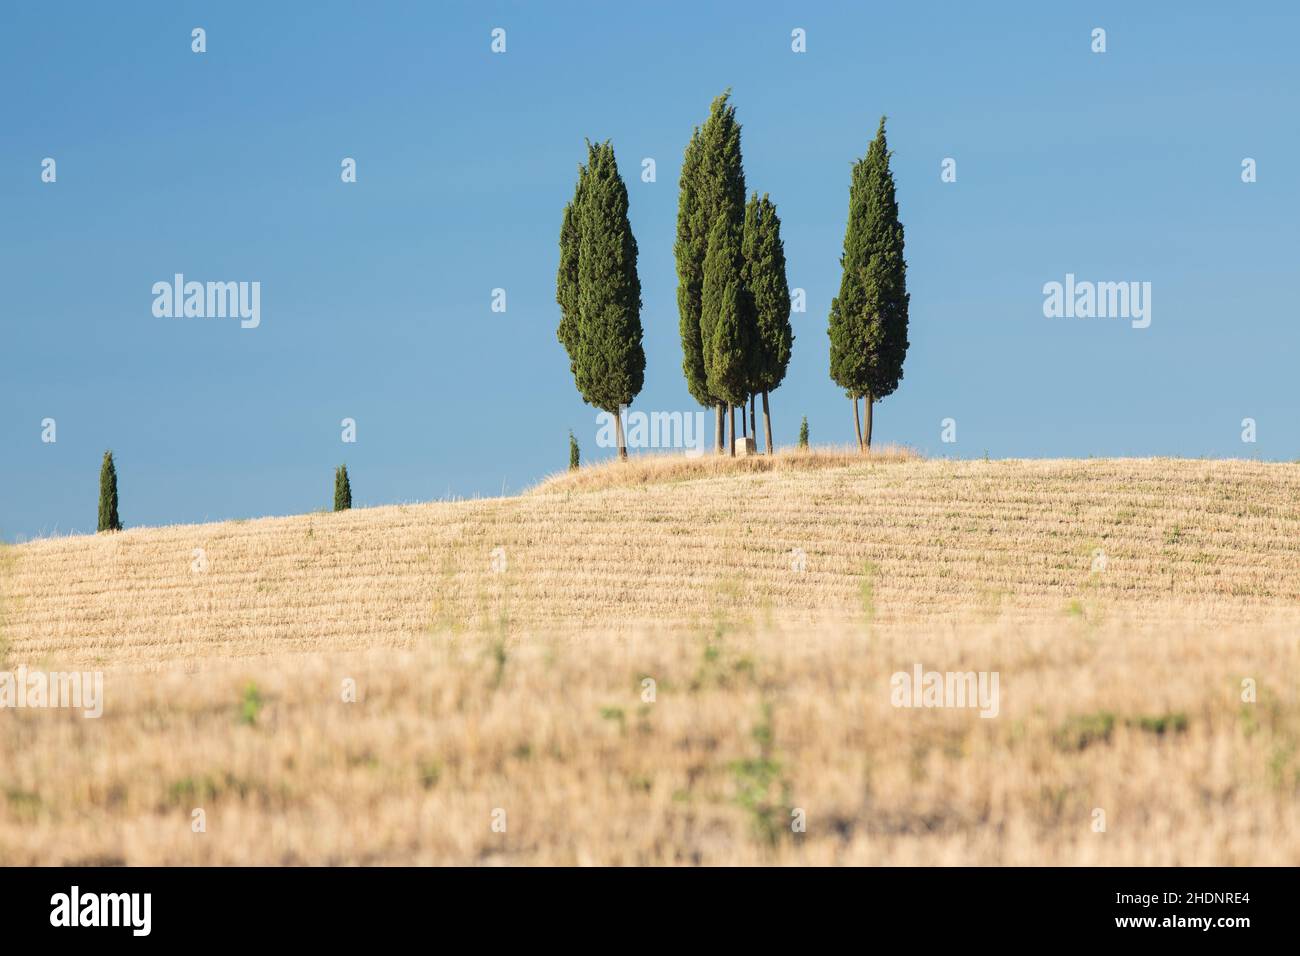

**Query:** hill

left=4, top=455, right=1299, bottom=667
left=1, top=455, right=1298, bottom=865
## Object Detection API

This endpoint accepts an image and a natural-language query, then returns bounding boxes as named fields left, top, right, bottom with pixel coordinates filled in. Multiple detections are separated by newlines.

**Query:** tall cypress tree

left=742, top=192, right=793, bottom=455
left=675, top=126, right=709, bottom=406
left=701, top=214, right=751, bottom=453
left=334, top=464, right=351, bottom=511
left=97, top=450, right=120, bottom=532
left=559, top=140, right=645, bottom=460
left=556, top=163, right=587, bottom=377
left=828, top=117, right=910, bottom=450
left=677, top=91, right=747, bottom=453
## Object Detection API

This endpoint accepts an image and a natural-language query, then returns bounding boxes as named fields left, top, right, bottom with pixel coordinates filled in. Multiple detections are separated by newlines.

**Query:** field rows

left=5, top=458, right=1300, bottom=667
left=2, top=456, right=1299, bottom=864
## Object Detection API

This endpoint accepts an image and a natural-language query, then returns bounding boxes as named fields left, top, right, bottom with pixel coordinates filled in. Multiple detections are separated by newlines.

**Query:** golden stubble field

left=1, top=453, right=1298, bottom=864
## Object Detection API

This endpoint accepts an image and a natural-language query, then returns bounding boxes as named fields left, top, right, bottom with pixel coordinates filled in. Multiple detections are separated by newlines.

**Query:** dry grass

left=7, top=456, right=1300, bottom=666
left=532, top=443, right=917, bottom=494
left=0, top=619, right=1295, bottom=865
left=2, top=456, right=1299, bottom=864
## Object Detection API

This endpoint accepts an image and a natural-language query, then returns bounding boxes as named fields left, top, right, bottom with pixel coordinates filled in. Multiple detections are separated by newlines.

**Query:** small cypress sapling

left=569, top=430, right=580, bottom=470
left=334, top=464, right=352, bottom=512
left=798, top=417, right=809, bottom=449
left=97, top=450, right=121, bottom=532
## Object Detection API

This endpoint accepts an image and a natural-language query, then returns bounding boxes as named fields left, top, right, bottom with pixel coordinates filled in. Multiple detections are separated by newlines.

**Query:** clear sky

left=3, top=1, right=1297, bottom=541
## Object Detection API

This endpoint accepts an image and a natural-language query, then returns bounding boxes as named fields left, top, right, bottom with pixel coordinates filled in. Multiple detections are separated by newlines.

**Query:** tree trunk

left=740, top=399, right=748, bottom=438
left=749, top=395, right=756, bottom=440
left=852, top=395, right=864, bottom=452
left=616, top=407, right=627, bottom=461
left=728, top=404, right=736, bottom=457
left=864, top=392, right=874, bottom=450
left=762, top=390, right=773, bottom=455
left=714, top=403, right=725, bottom=455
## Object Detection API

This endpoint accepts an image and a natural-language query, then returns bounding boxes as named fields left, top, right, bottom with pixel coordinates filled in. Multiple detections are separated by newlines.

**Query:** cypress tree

left=675, top=126, right=709, bottom=406
left=742, top=192, right=793, bottom=455
left=701, top=214, right=752, bottom=454
left=677, top=91, right=747, bottom=453
left=334, top=464, right=351, bottom=511
left=798, top=416, right=809, bottom=449
left=828, top=117, right=910, bottom=450
left=569, top=430, right=580, bottom=471
left=559, top=141, right=645, bottom=460
left=97, top=450, right=121, bottom=532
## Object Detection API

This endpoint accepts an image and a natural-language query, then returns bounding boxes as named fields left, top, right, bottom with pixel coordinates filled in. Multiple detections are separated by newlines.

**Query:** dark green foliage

left=569, top=430, right=580, bottom=471
left=828, top=117, right=910, bottom=403
left=558, top=141, right=645, bottom=417
left=742, top=192, right=793, bottom=395
left=556, top=169, right=585, bottom=376
left=1133, top=712, right=1189, bottom=736
left=677, top=91, right=747, bottom=409
left=334, top=464, right=351, bottom=512
left=701, top=214, right=753, bottom=406
left=1052, top=712, right=1115, bottom=752
left=97, top=450, right=121, bottom=532
left=798, top=417, right=809, bottom=448
left=1053, top=711, right=1190, bottom=753
left=675, top=127, right=710, bottom=406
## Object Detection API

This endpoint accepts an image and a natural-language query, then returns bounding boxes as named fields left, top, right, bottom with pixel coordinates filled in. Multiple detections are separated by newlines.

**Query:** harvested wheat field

left=1, top=453, right=1299, bottom=864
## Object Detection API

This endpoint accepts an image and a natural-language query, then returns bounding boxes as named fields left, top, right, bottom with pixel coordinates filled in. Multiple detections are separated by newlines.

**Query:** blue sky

left=2, top=1, right=1297, bottom=540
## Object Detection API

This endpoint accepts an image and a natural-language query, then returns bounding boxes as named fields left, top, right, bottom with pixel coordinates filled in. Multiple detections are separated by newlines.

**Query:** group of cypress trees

left=556, top=93, right=907, bottom=460
left=88, top=113, right=909, bottom=537
left=556, top=140, right=646, bottom=460
left=676, top=91, right=794, bottom=456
